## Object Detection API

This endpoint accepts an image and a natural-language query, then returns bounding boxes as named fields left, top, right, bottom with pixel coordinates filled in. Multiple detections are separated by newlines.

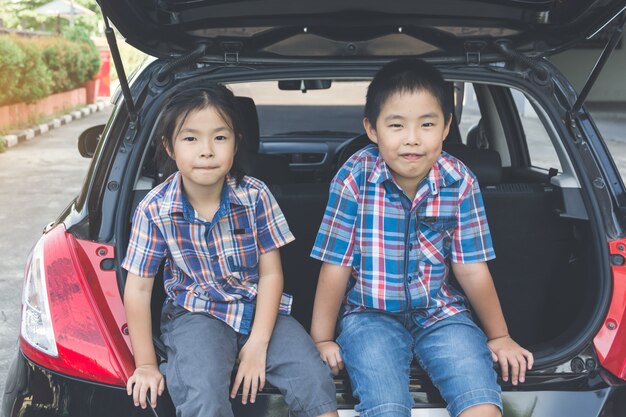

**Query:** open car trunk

left=117, top=66, right=610, bottom=390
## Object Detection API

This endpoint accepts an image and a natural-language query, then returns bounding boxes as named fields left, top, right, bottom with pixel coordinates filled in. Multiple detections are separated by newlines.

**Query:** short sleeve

left=121, top=207, right=167, bottom=278
left=310, top=178, right=358, bottom=266
left=255, top=185, right=295, bottom=254
left=450, top=178, right=496, bottom=263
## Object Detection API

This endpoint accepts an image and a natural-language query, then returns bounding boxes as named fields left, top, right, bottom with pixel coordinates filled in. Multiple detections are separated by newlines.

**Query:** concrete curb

left=1, top=100, right=111, bottom=150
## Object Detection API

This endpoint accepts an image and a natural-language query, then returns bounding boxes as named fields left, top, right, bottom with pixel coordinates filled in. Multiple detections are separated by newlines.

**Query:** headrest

left=235, top=96, right=260, bottom=153
left=443, top=142, right=502, bottom=186
left=466, top=120, right=489, bottom=150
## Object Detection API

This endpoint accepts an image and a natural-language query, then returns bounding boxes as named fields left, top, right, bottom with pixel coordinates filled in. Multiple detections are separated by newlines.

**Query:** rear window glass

left=228, top=81, right=366, bottom=137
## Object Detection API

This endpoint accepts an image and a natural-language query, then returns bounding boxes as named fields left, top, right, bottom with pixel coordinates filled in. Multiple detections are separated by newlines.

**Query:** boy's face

left=364, top=89, right=451, bottom=197
left=167, top=105, right=236, bottom=196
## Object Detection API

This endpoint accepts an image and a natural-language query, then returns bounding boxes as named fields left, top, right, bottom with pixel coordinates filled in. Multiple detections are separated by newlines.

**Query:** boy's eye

left=389, top=123, right=403, bottom=128
left=422, top=122, right=434, bottom=128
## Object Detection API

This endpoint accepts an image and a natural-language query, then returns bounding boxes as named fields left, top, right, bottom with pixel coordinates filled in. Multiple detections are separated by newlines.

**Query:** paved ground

left=0, top=101, right=625, bottom=403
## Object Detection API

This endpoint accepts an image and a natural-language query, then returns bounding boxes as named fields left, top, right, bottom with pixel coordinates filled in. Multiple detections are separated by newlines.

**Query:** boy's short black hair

left=364, top=58, right=453, bottom=129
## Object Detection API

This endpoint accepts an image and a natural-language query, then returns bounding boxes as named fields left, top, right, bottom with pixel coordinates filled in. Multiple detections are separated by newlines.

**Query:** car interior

left=125, top=77, right=601, bottom=387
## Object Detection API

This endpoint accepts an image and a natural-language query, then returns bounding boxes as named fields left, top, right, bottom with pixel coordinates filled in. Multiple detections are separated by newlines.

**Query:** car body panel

left=96, top=0, right=626, bottom=61
left=4, top=353, right=626, bottom=417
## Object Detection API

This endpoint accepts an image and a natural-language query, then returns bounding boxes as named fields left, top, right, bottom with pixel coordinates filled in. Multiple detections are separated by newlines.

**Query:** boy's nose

left=406, top=128, right=421, bottom=146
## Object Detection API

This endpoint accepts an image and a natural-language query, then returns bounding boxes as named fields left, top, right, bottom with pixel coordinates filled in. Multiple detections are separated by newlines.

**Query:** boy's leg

left=411, top=311, right=502, bottom=417
left=337, top=312, right=414, bottom=417
left=160, top=302, right=238, bottom=417
left=258, top=315, right=337, bottom=417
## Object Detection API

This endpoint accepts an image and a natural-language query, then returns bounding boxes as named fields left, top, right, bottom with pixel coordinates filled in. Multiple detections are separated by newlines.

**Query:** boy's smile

left=167, top=106, right=236, bottom=198
left=364, top=90, right=451, bottom=199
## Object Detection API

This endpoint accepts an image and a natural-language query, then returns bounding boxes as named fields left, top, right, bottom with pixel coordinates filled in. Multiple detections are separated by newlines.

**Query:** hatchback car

left=3, top=0, right=626, bottom=416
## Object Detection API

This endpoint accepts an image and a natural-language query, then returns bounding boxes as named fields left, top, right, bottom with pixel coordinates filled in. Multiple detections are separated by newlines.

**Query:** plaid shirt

left=122, top=172, right=295, bottom=334
left=311, top=145, right=495, bottom=327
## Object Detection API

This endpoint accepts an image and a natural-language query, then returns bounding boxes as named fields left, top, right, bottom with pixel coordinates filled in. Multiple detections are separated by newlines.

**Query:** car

left=3, top=0, right=626, bottom=416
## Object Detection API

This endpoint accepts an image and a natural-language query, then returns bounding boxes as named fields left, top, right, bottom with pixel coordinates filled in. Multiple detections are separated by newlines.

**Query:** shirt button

left=407, top=275, right=413, bottom=282
left=211, top=255, right=219, bottom=262
left=409, top=243, right=413, bottom=250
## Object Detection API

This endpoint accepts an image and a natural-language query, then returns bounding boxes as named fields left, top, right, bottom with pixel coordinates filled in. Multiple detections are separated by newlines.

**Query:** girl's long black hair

left=154, top=83, right=246, bottom=184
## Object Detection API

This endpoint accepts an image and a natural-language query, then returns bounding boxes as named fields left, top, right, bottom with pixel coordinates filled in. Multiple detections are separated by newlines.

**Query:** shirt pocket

left=223, top=228, right=259, bottom=280
left=417, top=216, right=456, bottom=264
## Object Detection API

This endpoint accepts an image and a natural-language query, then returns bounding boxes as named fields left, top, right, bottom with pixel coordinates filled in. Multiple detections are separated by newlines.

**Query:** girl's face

left=167, top=105, right=237, bottom=196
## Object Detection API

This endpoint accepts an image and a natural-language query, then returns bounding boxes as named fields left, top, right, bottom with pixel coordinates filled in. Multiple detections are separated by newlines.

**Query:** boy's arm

left=310, top=262, right=352, bottom=375
left=230, top=249, right=283, bottom=405
left=124, top=272, right=164, bottom=409
left=452, top=261, right=534, bottom=385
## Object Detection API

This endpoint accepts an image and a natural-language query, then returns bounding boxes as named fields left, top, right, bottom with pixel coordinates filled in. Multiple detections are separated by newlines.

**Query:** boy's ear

left=442, top=114, right=453, bottom=142
left=363, top=117, right=378, bottom=144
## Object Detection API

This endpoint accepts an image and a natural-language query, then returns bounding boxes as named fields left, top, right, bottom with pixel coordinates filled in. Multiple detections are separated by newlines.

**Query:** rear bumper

left=4, top=350, right=626, bottom=417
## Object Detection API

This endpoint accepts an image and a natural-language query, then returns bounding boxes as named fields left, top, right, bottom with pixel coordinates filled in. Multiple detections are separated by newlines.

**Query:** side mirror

left=78, top=124, right=105, bottom=158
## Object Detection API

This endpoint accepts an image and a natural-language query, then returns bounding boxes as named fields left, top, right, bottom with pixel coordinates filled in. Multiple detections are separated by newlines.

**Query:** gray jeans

left=160, top=302, right=337, bottom=417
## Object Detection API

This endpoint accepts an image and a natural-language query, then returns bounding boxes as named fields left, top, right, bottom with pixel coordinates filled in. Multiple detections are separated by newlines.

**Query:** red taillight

left=20, top=225, right=134, bottom=386
left=593, top=239, right=626, bottom=380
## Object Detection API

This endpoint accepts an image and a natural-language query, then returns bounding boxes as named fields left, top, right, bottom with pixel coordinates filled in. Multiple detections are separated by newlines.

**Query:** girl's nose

left=199, top=139, right=214, bottom=157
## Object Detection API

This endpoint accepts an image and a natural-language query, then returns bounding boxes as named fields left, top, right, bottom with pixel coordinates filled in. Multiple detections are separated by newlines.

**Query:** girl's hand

left=230, top=337, right=268, bottom=405
left=316, top=341, right=344, bottom=375
left=487, top=335, right=534, bottom=385
left=126, top=364, right=165, bottom=409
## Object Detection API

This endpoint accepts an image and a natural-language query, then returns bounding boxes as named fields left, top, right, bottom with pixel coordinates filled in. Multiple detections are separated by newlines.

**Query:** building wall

left=550, top=41, right=626, bottom=102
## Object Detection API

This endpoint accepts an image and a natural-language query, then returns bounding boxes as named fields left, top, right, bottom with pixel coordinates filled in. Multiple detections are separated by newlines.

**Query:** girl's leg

left=411, top=311, right=502, bottom=417
left=260, top=315, right=338, bottom=417
left=161, top=303, right=238, bottom=417
left=336, top=312, right=414, bottom=417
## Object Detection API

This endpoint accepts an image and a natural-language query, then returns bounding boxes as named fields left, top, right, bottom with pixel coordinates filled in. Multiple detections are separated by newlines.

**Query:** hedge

left=0, top=32, right=100, bottom=107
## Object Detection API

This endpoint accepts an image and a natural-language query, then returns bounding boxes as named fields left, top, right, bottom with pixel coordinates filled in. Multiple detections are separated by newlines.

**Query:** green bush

left=0, top=33, right=100, bottom=107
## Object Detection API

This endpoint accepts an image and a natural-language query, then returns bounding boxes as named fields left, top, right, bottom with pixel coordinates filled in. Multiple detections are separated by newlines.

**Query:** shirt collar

left=366, top=148, right=464, bottom=196
left=159, top=172, right=251, bottom=219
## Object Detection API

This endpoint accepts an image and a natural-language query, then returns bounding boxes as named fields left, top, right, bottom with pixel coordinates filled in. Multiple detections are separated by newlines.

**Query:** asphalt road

left=1, top=102, right=625, bottom=402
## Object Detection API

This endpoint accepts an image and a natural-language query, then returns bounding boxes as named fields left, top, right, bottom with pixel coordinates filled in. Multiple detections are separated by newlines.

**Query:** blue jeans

left=337, top=311, right=502, bottom=417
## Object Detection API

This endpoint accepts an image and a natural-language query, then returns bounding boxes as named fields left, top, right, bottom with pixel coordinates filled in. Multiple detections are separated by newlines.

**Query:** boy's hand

left=126, top=364, right=165, bottom=409
left=316, top=341, right=344, bottom=375
left=487, top=335, right=534, bottom=385
left=231, top=337, right=268, bottom=405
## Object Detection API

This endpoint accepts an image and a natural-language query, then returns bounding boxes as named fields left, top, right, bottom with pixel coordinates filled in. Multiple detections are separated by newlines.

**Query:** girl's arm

left=230, top=249, right=283, bottom=405
left=124, top=272, right=164, bottom=409
left=452, top=261, right=534, bottom=385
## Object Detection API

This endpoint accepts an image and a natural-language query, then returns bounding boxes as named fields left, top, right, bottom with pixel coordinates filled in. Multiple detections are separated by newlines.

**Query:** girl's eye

left=214, top=135, right=227, bottom=141
left=182, top=136, right=196, bottom=142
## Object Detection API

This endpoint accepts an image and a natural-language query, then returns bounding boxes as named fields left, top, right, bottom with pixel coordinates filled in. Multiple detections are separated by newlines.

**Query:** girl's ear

left=162, top=136, right=175, bottom=160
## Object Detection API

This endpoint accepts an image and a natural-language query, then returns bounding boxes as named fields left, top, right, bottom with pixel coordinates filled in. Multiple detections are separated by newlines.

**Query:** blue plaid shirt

left=311, top=145, right=495, bottom=327
left=122, top=172, right=295, bottom=333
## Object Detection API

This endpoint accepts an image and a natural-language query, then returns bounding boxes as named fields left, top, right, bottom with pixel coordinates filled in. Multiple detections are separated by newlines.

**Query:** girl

left=121, top=84, right=338, bottom=417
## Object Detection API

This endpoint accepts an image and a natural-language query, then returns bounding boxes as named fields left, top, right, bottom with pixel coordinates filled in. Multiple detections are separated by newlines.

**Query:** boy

left=310, top=59, right=533, bottom=417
